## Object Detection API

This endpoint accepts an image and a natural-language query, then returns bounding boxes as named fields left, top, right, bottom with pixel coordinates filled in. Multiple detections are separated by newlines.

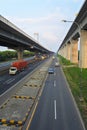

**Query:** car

left=48, top=68, right=54, bottom=74
left=9, top=67, right=18, bottom=75
left=55, top=62, right=60, bottom=67
left=52, top=56, right=55, bottom=59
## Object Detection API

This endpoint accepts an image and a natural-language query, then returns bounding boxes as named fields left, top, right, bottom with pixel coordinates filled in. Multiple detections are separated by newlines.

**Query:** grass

left=58, top=55, right=87, bottom=129
left=59, top=55, right=74, bottom=66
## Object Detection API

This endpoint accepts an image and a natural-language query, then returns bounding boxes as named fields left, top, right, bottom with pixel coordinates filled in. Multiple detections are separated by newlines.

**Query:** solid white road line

left=54, top=100, right=57, bottom=120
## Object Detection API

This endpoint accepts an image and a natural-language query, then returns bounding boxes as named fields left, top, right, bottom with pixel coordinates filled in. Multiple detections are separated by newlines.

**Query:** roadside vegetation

left=58, top=55, right=87, bottom=129
left=0, top=50, right=35, bottom=62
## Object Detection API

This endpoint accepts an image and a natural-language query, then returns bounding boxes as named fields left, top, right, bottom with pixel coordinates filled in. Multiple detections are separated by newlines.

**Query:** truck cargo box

left=9, top=60, right=28, bottom=75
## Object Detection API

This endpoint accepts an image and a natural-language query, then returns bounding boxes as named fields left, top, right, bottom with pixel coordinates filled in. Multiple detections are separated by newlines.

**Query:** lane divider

left=0, top=102, right=32, bottom=127
left=0, top=107, right=31, bottom=127
left=26, top=101, right=38, bottom=130
left=29, top=84, right=40, bottom=87
left=0, top=99, right=10, bottom=109
left=0, top=118, right=24, bottom=126
left=0, top=58, right=52, bottom=129
left=26, top=70, right=48, bottom=130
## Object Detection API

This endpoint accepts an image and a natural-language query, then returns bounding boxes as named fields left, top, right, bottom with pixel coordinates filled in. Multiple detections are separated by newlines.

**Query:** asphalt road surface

left=0, top=59, right=45, bottom=95
left=28, top=59, right=85, bottom=130
left=0, top=57, right=35, bottom=72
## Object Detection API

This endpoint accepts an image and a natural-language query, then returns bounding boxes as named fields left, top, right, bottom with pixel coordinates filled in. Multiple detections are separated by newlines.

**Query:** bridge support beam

left=66, top=43, right=70, bottom=60
left=79, top=30, right=87, bottom=68
left=17, top=47, right=24, bottom=60
left=70, top=39, right=78, bottom=63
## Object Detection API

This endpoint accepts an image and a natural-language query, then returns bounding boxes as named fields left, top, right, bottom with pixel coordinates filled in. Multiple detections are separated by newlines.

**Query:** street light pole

left=62, top=20, right=79, bottom=27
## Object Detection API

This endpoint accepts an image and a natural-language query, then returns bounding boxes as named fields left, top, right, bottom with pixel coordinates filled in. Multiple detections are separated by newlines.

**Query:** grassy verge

left=58, top=55, right=87, bottom=129
left=59, top=55, right=74, bottom=66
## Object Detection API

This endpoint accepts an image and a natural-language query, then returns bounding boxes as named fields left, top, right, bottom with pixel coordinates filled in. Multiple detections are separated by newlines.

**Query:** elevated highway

left=58, top=0, right=87, bottom=68
left=0, top=15, right=51, bottom=59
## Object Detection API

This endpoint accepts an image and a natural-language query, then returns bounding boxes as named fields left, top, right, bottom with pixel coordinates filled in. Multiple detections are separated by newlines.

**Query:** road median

left=0, top=58, right=52, bottom=130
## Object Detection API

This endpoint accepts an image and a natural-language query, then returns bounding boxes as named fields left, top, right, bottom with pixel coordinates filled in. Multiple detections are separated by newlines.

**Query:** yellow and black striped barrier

left=0, top=106, right=32, bottom=127
left=13, top=95, right=35, bottom=99
left=0, top=99, right=10, bottom=109
left=29, top=84, right=39, bottom=87
left=0, top=119, right=24, bottom=126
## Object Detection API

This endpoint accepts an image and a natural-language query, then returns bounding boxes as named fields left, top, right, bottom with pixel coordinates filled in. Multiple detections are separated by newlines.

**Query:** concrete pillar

left=65, top=45, right=67, bottom=59
left=59, top=50, right=61, bottom=55
left=79, top=30, right=87, bottom=68
left=66, top=43, right=70, bottom=60
left=70, top=39, right=78, bottom=63
left=63, top=46, right=65, bottom=58
left=61, top=47, right=64, bottom=57
left=60, top=48, right=63, bottom=56
left=62, top=47, right=64, bottom=57
left=64, top=45, right=67, bottom=58
left=62, top=48, right=63, bottom=56
left=17, top=47, right=24, bottom=60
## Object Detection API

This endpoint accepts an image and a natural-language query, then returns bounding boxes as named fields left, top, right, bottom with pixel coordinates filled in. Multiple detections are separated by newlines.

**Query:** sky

left=0, top=0, right=85, bottom=52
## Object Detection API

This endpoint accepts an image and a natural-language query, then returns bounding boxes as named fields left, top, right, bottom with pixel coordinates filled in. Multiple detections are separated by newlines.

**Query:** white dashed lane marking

left=3, top=78, right=15, bottom=84
left=54, top=100, right=57, bottom=120
left=54, top=80, right=56, bottom=87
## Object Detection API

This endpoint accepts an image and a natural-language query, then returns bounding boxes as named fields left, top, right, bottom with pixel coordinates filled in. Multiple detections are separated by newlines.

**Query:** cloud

left=42, top=32, right=58, bottom=43
left=7, top=9, right=64, bottom=24
left=41, top=32, right=58, bottom=50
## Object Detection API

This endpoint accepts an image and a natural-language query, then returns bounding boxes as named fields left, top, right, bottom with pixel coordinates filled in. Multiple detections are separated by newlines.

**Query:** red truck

left=9, top=60, right=28, bottom=75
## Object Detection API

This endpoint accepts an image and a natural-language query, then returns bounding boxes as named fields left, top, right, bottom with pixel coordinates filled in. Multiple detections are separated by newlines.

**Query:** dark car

left=48, top=68, right=54, bottom=74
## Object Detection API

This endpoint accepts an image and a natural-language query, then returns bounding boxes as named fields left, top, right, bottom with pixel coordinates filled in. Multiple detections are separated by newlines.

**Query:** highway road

left=0, top=59, right=45, bottom=95
left=0, top=57, right=35, bottom=72
left=28, top=58, right=85, bottom=130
